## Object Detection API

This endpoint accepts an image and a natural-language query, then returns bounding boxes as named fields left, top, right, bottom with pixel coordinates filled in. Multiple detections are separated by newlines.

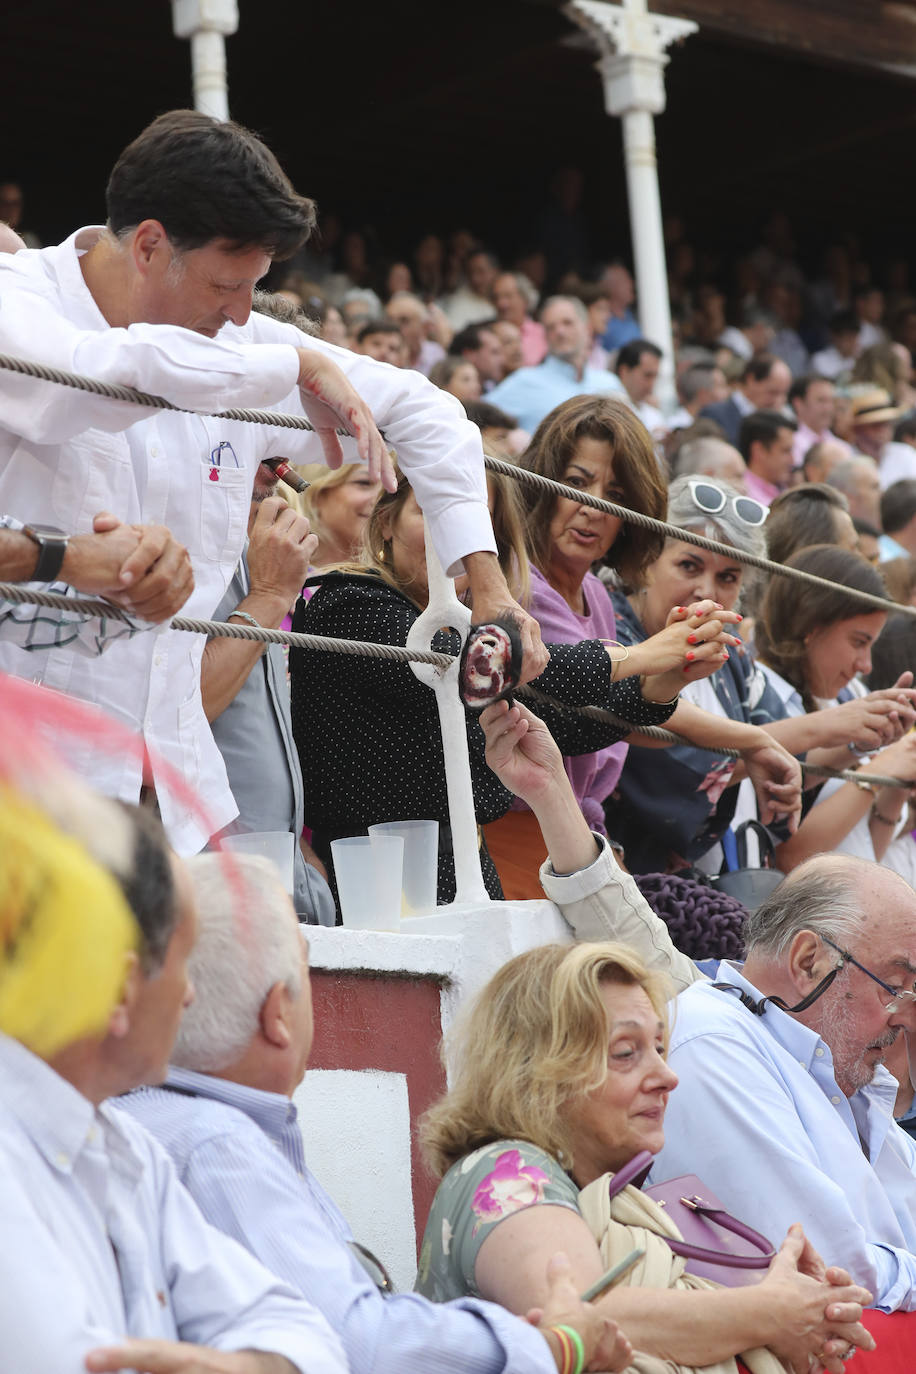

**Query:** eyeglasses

left=686, top=480, right=768, bottom=529
left=348, top=1240, right=394, bottom=1294
left=821, top=935, right=916, bottom=1013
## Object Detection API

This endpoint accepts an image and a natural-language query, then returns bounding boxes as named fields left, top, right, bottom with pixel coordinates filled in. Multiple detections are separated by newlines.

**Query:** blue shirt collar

left=710, top=960, right=827, bottom=1074
left=166, top=1064, right=298, bottom=1141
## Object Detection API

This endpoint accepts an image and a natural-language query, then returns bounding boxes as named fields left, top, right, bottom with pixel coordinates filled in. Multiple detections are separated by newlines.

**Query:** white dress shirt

left=0, top=1033, right=347, bottom=1374
left=0, top=228, right=495, bottom=853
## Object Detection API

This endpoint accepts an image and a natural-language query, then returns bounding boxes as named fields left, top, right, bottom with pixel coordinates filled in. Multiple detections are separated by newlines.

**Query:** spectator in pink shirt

left=789, top=374, right=848, bottom=466
left=492, top=271, right=547, bottom=366
left=739, top=410, right=798, bottom=506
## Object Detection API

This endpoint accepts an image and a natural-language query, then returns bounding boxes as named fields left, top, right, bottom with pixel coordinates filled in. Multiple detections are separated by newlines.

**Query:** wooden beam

left=648, top=0, right=916, bottom=80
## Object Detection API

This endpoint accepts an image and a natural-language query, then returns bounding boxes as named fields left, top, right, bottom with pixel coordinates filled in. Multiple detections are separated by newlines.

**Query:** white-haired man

left=119, top=853, right=626, bottom=1374
left=487, top=296, right=624, bottom=433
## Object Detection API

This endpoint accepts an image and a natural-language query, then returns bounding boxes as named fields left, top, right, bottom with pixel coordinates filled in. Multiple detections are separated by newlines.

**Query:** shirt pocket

left=198, top=459, right=249, bottom=563
left=50, top=430, right=135, bottom=529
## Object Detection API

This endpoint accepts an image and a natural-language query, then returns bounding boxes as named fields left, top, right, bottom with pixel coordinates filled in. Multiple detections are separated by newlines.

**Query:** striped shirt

left=120, top=1067, right=556, bottom=1374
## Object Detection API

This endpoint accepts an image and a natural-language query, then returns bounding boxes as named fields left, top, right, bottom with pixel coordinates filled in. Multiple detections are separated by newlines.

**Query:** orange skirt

left=482, top=811, right=549, bottom=901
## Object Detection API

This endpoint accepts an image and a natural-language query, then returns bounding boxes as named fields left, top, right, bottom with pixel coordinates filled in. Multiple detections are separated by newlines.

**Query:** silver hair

left=678, top=364, right=719, bottom=405
left=172, top=852, right=303, bottom=1074
left=503, top=271, right=540, bottom=311
left=387, top=290, right=428, bottom=318
left=540, top=294, right=588, bottom=324
left=742, top=860, right=868, bottom=959
left=672, top=438, right=745, bottom=484
left=666, top=473, right=767, bottom=560
left=826, top=455, right=878, bottom=495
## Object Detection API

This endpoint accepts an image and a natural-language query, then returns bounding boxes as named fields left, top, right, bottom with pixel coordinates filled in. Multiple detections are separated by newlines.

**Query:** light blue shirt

left=0, top=1035, right=347, bottom=1374
left=121, top=1067, right=557, bottom=1374
left=486, top=354, right=624, bottom=433
left=651, top=963, right=916, bottom=1312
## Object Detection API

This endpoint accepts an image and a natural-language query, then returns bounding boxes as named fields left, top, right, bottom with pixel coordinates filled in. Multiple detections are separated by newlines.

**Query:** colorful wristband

left=555, top=1324, right=586, bottom=1374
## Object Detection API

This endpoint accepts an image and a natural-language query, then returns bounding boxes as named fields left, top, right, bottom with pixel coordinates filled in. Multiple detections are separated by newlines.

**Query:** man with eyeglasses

left=650, top=853, right=916, bottom=1317
left=120, top=852, right=627, bottom=1374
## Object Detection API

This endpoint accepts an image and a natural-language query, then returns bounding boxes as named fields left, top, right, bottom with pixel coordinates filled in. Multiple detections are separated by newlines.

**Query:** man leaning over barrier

left=0, top=108, right=546, bottom=856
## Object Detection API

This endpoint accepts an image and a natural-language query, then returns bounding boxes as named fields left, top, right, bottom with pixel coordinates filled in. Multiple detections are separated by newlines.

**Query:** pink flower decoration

left=471, top=1149, right=550, bottom=1234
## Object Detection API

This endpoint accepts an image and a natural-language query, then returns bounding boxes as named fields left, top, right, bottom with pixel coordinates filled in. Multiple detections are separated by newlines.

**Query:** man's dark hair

left=106, top=109, right=316, bottom=258
left=356, top=318, right=402, bottom=345
left=853, top=517, right=881, bottom=539
left=741, top=352, right=781, bottom=385
left=463, top=400, right=517, bottom=430
left=895, top=415, right=916, bottom=444
left=828, top=309, right=859, bottom=337
left=881, top=480, right=916, bottom=536
left=616, top=339, right=663, bottom=374
left=449, top=321, right=499, bottom=356
left=114, top=804, right=179, bottom=973
left=738, top=409, right=797, bottom=462
left=789, top=374, right=830, bottom=407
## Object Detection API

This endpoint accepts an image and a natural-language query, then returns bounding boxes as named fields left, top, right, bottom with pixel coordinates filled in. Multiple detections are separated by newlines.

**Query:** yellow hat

left=0, top=786, right=137, bottom=1057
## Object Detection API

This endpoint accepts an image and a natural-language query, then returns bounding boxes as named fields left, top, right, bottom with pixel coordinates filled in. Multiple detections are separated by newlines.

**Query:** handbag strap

left=661, top=1194, right=775, bottom=1269
left=607, top=1149, right=655, bottom=1199
left=731, top=819, right=777, bottom=870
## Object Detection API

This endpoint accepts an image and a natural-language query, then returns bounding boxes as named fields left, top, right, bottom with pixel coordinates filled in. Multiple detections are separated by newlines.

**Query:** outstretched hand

left=481, top=700, right=566, bottom=806
left=296, top=347, right=396, bottom=490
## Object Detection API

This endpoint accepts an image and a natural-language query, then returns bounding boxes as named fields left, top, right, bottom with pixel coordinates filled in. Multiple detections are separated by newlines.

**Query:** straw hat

left=850, top=388, right=902, bottom=425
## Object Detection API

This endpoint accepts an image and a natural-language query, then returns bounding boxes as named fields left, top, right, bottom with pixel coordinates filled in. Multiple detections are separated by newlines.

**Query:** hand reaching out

left=296, top=348, right=396, bottom=490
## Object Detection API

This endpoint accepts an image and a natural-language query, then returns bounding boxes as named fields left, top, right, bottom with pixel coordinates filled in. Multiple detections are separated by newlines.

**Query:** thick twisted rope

left=0, top=352, right=911, bottom=619
left=0, top=582, right=909, bottom=792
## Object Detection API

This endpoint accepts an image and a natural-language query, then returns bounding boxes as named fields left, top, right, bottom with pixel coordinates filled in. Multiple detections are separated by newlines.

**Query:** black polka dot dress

left=289, top=571, right=677, bottom=912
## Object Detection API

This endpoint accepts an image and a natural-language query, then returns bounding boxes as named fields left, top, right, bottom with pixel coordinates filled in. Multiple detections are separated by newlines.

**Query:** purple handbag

left=608, top=1150, right=776, bottom=1288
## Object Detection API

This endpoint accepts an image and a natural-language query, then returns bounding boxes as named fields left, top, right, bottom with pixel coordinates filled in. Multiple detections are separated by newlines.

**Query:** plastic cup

left=331, top=834, right=404, bottom=931
left=369, top=820, right=439, bottom=917
left=220, top=831, right=296, bottom=897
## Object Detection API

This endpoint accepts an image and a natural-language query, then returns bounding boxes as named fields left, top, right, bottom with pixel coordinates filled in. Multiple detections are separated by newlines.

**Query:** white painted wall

left=295, top=1067, right=418, bottom=1293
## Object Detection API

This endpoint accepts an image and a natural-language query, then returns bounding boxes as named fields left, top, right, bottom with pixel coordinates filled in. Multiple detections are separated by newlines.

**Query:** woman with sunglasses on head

left=605, top=477, right=916, bottom=876
left=484, top=399, right=803, bottom=895
left=756, top=547, right=916, bottom=873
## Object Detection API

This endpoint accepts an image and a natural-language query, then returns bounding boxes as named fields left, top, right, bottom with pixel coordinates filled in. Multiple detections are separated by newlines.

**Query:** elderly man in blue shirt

left=120, top=852, right=626, bottom=1374
left=486, top=296, right=624, bottom=434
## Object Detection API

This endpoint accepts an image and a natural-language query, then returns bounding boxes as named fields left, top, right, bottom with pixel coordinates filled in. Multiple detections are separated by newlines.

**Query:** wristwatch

left=23, top=523, right=69, bottom=582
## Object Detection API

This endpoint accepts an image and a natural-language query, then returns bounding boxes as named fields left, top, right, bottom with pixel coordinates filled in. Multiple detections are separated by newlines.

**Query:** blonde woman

left=416, top=938, right=872, bottom=1374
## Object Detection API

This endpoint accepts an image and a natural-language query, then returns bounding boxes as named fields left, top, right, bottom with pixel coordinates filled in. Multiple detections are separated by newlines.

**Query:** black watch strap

left=23, top=523, right=69, bottom=582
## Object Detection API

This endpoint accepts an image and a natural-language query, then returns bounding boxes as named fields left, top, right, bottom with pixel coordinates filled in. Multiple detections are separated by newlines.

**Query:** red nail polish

left=675, top=606, right=686, bottom=614
left=735, top=614, right=743, bottom=621
left=683, top=663, right=692, bottom=673
left=685, top=651, right=695, bottom=661
left=687, top=634, right=698, bottom=645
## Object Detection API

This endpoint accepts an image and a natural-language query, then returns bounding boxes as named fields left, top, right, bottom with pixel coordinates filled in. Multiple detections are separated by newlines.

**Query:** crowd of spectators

left=5, top=114, right=916, bottom=1374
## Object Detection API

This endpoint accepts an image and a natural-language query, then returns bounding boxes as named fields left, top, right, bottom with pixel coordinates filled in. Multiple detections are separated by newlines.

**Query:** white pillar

left=171, top=0, right=239, bottom=122
left=406, top=520, right=490, bottom=908
left=565, top=0, right=697, bottom=409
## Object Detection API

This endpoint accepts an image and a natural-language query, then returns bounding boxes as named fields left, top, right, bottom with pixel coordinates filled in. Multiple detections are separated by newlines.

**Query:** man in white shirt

left=0, top=110, right=546, bottom=855
left=614, top=339, right=666, bottom=440
left=0, top=803, right=348, bottom=1374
